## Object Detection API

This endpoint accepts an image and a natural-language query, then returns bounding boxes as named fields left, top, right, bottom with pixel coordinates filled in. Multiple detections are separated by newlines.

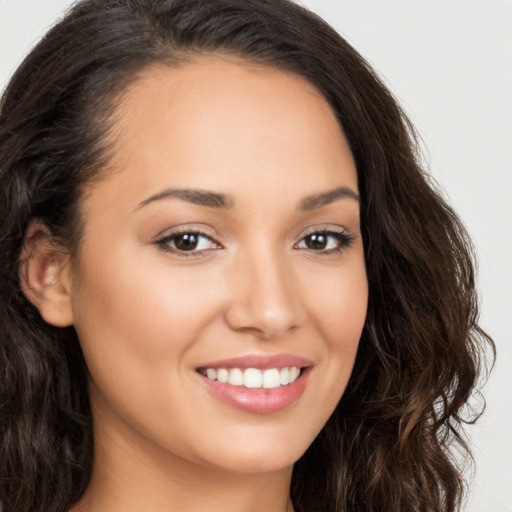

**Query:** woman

left=0, top=0, right=493, bottom=511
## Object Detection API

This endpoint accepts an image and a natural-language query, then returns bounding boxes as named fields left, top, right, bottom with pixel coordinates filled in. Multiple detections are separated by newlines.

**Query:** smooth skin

left=22, top=57, right=368, bottom=512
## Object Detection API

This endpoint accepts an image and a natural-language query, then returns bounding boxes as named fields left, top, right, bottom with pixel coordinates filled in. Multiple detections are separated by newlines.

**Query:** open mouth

left=195, top=355, right=312, bottom=413
left=196, top=366, right=304, bottom=389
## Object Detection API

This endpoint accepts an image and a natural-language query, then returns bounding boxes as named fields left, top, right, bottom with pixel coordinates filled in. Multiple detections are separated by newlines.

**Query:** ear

left=19, top=220, right=74, bottom=327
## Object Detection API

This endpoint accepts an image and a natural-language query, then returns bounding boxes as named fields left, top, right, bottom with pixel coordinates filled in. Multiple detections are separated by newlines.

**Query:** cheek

left=307, top=257, right=368, bottom=352
left=70, top=244, right=223, bottom=393
left=329, top=272, right=368, bottom=352
left=307, top=256, right=368, bottom=395
left=69, top=247, right=230, bottom=451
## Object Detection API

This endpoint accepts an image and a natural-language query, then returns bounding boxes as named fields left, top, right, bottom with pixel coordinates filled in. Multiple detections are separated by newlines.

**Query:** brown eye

left=296, top=230, right=354, bottom=253
left=157, top=231, right=221, bottom=254
left=303, top=233, right=329, bottom=250
left=173, top=233, right=200, bottom=251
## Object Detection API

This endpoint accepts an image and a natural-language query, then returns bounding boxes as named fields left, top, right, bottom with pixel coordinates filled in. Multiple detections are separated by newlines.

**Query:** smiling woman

left=0, top=1, right=493, bottom=512
left=58, top=61, right=367, bottom=492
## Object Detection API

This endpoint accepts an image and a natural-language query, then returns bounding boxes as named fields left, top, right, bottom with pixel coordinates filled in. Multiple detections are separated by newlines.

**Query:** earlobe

left=19, top=220, right=74, bottom=327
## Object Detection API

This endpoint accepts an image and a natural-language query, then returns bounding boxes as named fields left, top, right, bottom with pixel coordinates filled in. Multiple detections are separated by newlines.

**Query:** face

left=69, top=58, right=368, bottom=476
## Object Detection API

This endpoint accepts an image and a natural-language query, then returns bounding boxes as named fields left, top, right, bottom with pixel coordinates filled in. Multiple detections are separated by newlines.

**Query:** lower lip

left=198, top=368, right=311, bottom=414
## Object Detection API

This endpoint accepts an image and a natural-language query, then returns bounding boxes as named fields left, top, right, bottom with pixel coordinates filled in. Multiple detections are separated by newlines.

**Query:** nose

left=224, top=246, right=305, bottom=340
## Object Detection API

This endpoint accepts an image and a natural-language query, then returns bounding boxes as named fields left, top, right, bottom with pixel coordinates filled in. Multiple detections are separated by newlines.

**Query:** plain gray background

left=1, top=1, right=511, bottom=510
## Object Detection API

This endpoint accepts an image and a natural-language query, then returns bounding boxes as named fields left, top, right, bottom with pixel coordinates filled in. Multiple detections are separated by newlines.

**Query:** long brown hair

left=0, top=1, right=493, bottom=511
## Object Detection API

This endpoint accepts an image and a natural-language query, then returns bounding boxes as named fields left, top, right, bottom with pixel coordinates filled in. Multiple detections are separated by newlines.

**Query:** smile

left=196, top=354, right=312, bottom=414
left=198, top=366, right=302, bottom=389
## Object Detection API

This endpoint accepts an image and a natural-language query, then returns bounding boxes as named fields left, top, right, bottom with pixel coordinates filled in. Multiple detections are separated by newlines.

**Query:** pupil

left=175, top=233, right=198, bottom=251
left=306, top=233, right=327, bottom=250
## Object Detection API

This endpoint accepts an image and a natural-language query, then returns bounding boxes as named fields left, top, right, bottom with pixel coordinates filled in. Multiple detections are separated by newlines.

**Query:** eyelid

left=294, top=224, right=356, bottom=253
left=153, top=223, right=217, bottom=240
left=299, top=224, right=349, bottom=237
left=154, top=225, right=223, bottom=257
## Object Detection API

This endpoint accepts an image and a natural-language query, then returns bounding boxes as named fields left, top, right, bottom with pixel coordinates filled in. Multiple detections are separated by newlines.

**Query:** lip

left=196, top=353, right=313, bottom=370
left=196, top=353, right=313, bottom=414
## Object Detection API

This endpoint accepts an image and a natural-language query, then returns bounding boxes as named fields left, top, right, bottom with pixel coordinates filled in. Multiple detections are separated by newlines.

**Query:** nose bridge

left=225, top=239, right=303, bottom=339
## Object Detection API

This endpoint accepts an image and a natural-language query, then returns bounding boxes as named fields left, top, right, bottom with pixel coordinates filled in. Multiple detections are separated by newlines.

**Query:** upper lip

left=197, top=353, right=313, bottom=370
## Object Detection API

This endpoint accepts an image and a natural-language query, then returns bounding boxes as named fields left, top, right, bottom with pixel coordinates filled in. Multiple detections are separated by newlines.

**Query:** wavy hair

left=0, top=1, right=493, bottom=511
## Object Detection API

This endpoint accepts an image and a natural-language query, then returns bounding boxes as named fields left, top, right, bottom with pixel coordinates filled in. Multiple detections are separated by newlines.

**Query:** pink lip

left=196, top=354, right=313, bottom=414
left=197, top=353, right=313, bottom=370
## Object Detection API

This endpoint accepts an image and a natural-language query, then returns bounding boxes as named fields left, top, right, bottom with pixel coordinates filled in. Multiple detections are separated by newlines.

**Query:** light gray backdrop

left=1, top=1, right=511, bottom=510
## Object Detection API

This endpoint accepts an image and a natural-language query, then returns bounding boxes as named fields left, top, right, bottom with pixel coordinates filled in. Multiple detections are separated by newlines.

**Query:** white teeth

left=262, top=368, right=281, bottom=389
left=290, top=367, right=300, bottom=382
left=228, top=368, right=244, bottom=386
left=217, top=368, right=229, bottom=384
left=279, top=367, right=290, bottom=386
left=201, top=366, right=302, bottom=389
left=244, top=368, right=263, bottom=388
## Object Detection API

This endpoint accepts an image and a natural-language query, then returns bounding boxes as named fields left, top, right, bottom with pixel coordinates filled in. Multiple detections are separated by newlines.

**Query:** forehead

left=85, top=57, right=357, bottom=217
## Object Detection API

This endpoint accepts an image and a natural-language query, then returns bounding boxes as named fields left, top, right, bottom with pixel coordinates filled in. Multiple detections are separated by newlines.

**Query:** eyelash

left=155, top=228, right=355, bottom=257
left=294, top=229, right=355, bottom=255
left=155, top=229, right=222, bottom=258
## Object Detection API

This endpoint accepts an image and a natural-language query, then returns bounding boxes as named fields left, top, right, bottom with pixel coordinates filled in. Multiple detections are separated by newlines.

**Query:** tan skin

left=22, top=57, right=368, bottom=512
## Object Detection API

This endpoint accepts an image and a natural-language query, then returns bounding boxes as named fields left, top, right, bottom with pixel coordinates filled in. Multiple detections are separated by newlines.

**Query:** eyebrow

left=299, top=186, right=360, bottom=211
left=135, top=185, right=359, bottom=212
left=135, top=188, right=233, bottom=210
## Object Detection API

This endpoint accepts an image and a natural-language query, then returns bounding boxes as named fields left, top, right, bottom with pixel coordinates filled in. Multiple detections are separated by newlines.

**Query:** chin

left=193, top=429, right=314, bottom=476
